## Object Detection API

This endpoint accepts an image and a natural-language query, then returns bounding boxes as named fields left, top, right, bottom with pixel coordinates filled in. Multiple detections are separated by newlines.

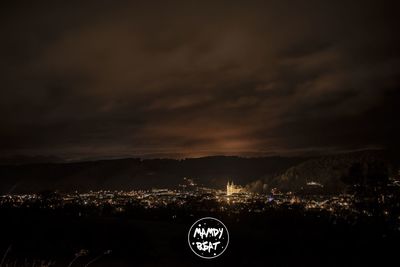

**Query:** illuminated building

left=226, top=180, right=244, bottom=196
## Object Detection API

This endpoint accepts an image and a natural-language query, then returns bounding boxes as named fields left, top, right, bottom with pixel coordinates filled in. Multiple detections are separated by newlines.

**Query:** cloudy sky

left=1, top=0, right=399, bottom=160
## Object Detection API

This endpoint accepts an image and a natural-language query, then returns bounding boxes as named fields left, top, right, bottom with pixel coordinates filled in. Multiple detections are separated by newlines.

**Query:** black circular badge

left=188, top=217, right=229, bottom=259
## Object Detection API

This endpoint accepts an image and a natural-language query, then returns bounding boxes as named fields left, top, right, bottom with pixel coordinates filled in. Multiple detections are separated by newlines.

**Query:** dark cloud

left=0, top=0, right=399, bottom=159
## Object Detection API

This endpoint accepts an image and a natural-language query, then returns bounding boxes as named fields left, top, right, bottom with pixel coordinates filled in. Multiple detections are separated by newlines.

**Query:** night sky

left=1, top=1, right=399, bottom=160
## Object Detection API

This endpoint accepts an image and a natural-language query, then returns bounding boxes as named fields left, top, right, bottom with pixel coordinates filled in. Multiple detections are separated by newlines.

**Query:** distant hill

left=247, top=150, right=398, bottom=194
left=0, top=155, right=64, bottom=165
left=0, top=156, right=306, bottom=194
left=1, top=150, right=397, bottom=194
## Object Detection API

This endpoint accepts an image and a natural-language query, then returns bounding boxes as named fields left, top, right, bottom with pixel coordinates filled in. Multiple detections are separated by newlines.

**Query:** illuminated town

left=1, top=177, right=400, bottom=232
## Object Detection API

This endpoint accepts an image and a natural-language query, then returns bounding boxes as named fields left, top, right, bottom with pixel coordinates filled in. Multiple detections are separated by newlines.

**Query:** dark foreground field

left=0, top=208, right=398, bottom=267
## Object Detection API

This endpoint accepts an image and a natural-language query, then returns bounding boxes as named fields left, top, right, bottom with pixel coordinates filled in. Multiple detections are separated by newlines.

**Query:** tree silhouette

left=341, top=163, right=364, bottom=185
